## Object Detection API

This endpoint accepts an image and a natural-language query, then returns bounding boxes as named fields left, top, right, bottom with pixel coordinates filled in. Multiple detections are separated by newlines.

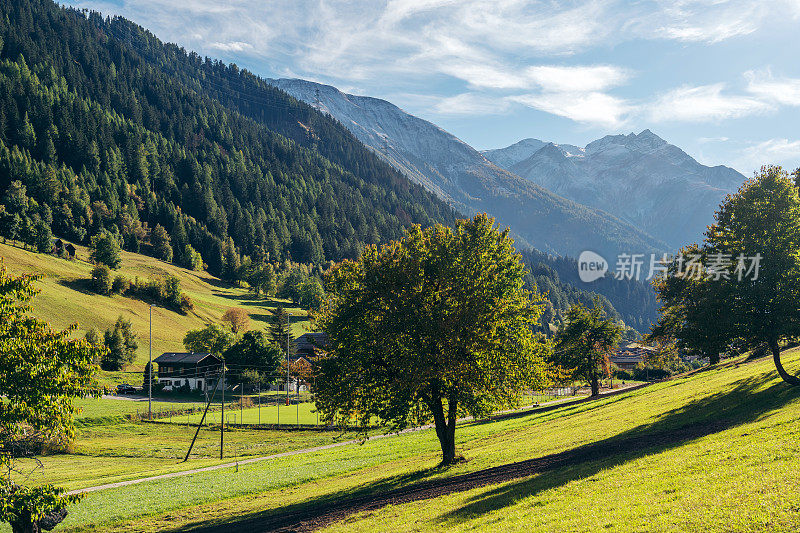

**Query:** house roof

left=294, top=332, right=328, bottom=354
left=153, top=352, right=220, bottom=365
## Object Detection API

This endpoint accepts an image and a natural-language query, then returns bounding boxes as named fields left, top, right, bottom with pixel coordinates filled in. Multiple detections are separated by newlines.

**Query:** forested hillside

left=0, top=0, right=658, bottom=331
left=0, top=0, right=455, bottom=276
left=521, top=248, right=660, bottom=331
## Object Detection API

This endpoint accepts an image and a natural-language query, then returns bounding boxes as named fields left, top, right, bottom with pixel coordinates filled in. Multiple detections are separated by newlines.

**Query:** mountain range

left=269, top=79, right=667, bottom=260
left=483, top=132, right=745, bottom=248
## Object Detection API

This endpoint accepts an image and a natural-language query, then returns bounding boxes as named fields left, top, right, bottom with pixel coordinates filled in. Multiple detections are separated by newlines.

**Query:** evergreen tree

left=269, top=306, right=290, bottom=355
left=101, top=316, right=138, bottom=371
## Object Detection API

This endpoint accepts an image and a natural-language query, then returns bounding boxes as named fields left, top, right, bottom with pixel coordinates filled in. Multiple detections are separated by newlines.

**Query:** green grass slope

left=0, top=242, right=310, bottom=381
left=52, top=349, right=800, bottom=532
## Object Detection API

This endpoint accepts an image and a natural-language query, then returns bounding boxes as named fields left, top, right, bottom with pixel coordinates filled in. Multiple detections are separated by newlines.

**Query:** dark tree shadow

left=437, top=373, right=798, bottom=525
left=157, top=372, right=798, bottom=532
left=58, top=277, right=96, bottom=295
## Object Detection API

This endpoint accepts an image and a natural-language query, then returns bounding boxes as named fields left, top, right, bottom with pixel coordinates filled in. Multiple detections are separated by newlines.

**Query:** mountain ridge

left=270, top=78, right=668, bottom=260
left=484, top=131, right=745, bottom=248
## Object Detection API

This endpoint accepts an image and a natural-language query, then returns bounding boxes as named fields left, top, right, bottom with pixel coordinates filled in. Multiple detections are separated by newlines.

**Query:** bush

left=123, top=275, right=192, bottom=314
left=112, top=275, right=130, bottom=294
left=91, top=264, right=112, bottom=295
left=179, top=294, right=194, bottom=314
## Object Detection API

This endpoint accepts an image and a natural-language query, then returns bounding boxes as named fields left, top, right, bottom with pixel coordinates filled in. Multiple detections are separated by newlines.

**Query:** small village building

left=64, top=242, right=76, bottom=258
left=273, top=332, right=328, bottom=393
left=154, top=352, right=223, bottom=392
left=610, top=343, right=656, bottom=370
left=293, top=332, right=328, bottom=363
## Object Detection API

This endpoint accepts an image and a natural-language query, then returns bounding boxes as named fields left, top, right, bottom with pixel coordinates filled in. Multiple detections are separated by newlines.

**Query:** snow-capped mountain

left=483, top=131, right=745, bottom=248
left=269, top=78, right=666, bottom=259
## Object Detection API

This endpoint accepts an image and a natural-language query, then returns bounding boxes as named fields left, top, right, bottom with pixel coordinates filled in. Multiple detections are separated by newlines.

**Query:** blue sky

left=64, top=0, right=800, bottom=174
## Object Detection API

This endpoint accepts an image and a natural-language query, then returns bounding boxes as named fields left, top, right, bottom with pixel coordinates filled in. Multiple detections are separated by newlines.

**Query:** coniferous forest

left=0, top=0, right=455, bottom=275
left=0, top=0, right=658, bottom=331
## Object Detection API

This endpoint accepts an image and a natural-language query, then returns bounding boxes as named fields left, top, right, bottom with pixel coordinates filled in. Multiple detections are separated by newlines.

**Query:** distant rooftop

left=153, top=352, right=219, bottom=365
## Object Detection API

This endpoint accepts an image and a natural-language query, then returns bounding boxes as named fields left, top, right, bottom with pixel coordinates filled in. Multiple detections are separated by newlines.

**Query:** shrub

left=112, top=275, right=130, bottom=294
left=91, top=264, right=112, bottom=295
left=221, top=307, right=250, bottom=333
left=179, top=294, right=194, bottom=314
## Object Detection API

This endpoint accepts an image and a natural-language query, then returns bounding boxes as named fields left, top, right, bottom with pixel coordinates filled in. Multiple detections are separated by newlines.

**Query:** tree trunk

left=428, top=394, right=457, bottom=465
left=590, top=373, right=600, bottom=397
left=770, top=339, right=800, bottom=386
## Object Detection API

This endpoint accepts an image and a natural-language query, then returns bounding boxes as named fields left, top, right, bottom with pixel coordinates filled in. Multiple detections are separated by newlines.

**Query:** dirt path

left=68, top=383, right=648, bottom=496
left=185, top=419, right=728, bottom=533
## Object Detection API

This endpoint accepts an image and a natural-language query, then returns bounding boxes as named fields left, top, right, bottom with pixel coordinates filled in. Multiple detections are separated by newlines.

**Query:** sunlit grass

left=51, top=350, right=800, bottom=532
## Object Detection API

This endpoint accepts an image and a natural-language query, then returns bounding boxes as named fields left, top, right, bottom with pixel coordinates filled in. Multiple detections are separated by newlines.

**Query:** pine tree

left=269, top=305, right=290, bottom=355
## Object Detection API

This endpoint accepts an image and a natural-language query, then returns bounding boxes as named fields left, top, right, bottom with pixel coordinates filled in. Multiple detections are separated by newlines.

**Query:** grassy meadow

left=26, top=348, right=796, bottom=532
left=0, top=241, right=311, bottom=384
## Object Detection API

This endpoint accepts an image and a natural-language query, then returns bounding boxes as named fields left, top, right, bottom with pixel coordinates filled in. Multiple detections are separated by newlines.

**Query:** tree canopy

left=552, top=300, right=622, bottom=396
left=0, top=264, right=101, bottom=532
left=652, top=166, right=800, bottom=385
left=183, top=323, right=235, bottom=356
left=316, top=214, right=551, bottom=464
left=223, top=331, right=281, bottom=380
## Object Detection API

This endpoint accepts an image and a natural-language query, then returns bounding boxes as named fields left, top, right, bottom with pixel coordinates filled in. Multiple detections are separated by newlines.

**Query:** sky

left=63, top=0, right=800, bottom=175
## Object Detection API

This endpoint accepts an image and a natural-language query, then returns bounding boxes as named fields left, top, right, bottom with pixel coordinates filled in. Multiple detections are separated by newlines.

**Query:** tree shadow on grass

left=165, top=373, right=798, bottom=532
left=58, top=277, right=96, bottom=296
left=437, top=372, right=799, bottom=525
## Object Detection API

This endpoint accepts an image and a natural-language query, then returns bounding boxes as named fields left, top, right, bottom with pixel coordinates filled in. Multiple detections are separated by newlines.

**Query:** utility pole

left=183, top=373, right=221, bottom=462
left=286, top=312, right=291, bottom=406
left=148, top=305, right=152, bottom=420
left=220, top=364, right=225, bottom=459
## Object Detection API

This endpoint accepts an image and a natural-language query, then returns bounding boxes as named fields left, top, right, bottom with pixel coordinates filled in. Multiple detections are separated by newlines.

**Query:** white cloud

left=648, top=83, right=773, bottom=122
left=731, top=138, right=800, bottom=174
left=524, top=65, right=630, bottom=93
left=745, top=69, right=800, bottom=106
left=509, top=92, right=631, bottom=128
left=746, top=138, right=800, bottom=159
left=433, top=93, right=511, bottom=115
left=209, top=41, right=253, bottom=52
left=638, top=0, right=766, bottom=43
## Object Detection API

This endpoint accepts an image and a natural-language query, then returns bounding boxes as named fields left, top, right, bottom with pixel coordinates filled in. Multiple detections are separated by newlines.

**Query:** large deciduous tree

left=0, top=264, right=101, bottom=533
left=706, top=166, right=800, bottom=384
left=183, top=323, right=235, bottom=356
left=223, top=331, right=281, bottom=376
left=649, top=245, right=732, bottom=365
left=101, top=316, right=138, bottom=371
left=89, top=231, right=121, bottom=269
left=552, top=301, right=622, bottom=396
left=651, top=166, right=800, bottom=385
left=316, top=214, right=551, bottom=464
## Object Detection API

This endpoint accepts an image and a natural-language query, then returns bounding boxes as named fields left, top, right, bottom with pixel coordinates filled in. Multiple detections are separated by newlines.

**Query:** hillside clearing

left=0, top=242, right=310, bottom=380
